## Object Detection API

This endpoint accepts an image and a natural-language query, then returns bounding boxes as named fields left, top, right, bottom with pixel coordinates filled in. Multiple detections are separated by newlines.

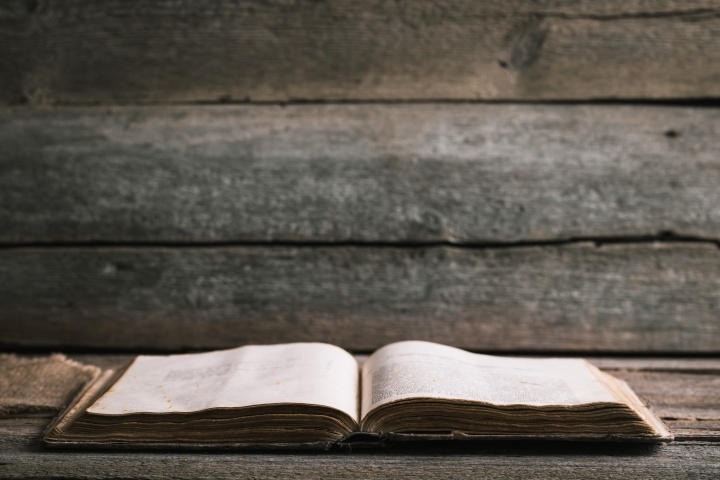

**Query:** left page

left=88, top=343, right=360, bottom=424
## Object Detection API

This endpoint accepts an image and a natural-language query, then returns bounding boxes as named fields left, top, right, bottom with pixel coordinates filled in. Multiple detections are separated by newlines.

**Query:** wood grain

left=612, top=370, right=720, bottom=422
left=2, top=243, right=719, bottom=352
left=2, top=0, right=720, bottom=104
left=2, top=104, right=720, bottom=243
left=61, top=355, right=720, bottom=374
left=1, top=418, right=719, bottom=479
left=587, top=358, right=720, bottom=372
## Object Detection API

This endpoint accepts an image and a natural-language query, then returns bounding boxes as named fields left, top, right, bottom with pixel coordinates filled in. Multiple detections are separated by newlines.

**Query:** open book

left=45, top=341, right=671, bottom=448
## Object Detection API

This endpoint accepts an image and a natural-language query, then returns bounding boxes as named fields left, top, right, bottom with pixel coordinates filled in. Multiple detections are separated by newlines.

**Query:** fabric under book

left=45, top=341, right=672, bottom=448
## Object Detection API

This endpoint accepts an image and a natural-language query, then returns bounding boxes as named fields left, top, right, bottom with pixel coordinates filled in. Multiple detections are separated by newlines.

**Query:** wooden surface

left=1, top=356, right=719, bottom=479
left=2, top=243, right=719, bottom=352
left=2, top=418, right=719, bottom=479
left=2, top=104, right=720, bottom=244
left=2, top=1, right=720, bottom=104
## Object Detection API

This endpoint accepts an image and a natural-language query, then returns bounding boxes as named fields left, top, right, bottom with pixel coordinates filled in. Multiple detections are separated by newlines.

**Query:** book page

left=88, top=343, right=359, bottom=423
left=361, top=341, right=618, bottom=419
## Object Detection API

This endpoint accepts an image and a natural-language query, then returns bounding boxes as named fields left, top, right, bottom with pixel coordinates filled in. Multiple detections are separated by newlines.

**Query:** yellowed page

left=88, top=343, right=359, bottom=423
left=361, top=341, right=618, bottom=419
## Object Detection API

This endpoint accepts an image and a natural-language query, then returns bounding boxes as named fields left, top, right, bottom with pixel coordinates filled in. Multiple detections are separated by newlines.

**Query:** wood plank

left=586, top=358, right=720, bottom=372
left=2, top=1, right=720, bottom=104
left=610, top=370, right=720, bottom=422
left=1, top=418, right=720, bottom=479
left=63, top=354, right=720, bottom=376
left=661, top=420, right=720, bottom=440
left=2, top=104, right=720, bottom=243
left=2, top=243, right=719, bottom=352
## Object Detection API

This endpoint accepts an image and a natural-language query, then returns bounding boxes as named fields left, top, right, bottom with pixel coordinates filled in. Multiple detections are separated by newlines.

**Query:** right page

left=361, top=341, right=616, bottom=417
left=360, top=341, right=668, bottom=439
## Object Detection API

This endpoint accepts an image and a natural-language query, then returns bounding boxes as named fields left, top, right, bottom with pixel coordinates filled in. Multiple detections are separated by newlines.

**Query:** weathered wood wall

left=2, top=104, right=719, bottom=243
left=2, top=1, right=720, bottom=354
left=2, top=244, right=719, bottom=352
left=1, top=104, right=720, bottom=352
left=2, top=0, right=720, bottom=104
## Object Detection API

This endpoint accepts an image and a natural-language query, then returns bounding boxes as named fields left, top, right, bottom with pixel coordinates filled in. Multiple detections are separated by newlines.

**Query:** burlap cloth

left=0, top=354, right=100, bottom=416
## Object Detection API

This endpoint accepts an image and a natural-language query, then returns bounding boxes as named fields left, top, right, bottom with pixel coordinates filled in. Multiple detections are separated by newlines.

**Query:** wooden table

left=2, top=355, right=719, bottom=479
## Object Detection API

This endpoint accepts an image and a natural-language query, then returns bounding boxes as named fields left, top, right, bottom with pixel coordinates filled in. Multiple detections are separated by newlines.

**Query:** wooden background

left=3, top=0, right=720, bottom=104
left=1, top=0, right=720, bottom=353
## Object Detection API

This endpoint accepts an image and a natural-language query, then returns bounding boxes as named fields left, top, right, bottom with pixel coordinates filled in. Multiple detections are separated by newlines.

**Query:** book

left=44, top=341, right=672, bottom=448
